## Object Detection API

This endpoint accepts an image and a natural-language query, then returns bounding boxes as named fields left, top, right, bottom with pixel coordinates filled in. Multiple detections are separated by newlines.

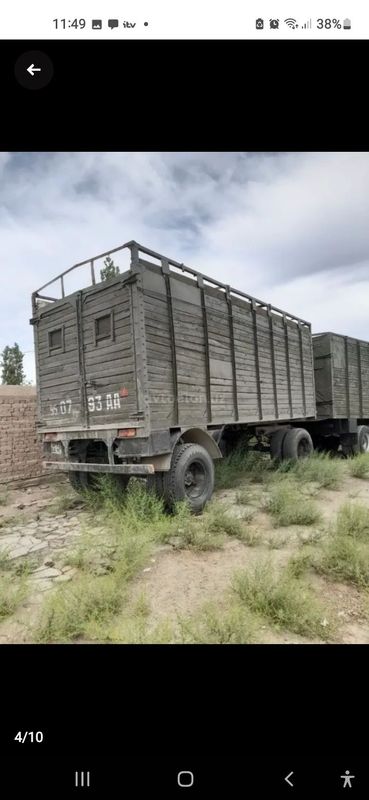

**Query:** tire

left=270, top=428, right=288, bottom=461
left=282, top=428, right=314, bottom=460
left=163, top=443, right=214, bottom=514
left=358, top=425, right=369, bottom=454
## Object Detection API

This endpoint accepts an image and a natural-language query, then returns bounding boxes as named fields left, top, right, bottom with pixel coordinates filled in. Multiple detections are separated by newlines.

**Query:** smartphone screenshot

left=1, top=1, right=368, bottom=795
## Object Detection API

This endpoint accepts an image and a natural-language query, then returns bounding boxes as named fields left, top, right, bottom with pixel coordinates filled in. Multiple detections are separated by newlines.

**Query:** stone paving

left=0, top=510, right=83, bottom=596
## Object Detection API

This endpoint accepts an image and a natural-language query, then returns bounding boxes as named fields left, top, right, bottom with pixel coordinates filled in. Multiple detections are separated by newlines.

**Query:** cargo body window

left=94, top=312, right=114, bottom=344
left=48, top=326, right=64, bottom=354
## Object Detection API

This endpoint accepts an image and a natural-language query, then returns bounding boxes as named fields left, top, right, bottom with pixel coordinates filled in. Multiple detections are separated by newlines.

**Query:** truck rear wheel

left=282, top=428, right=314, bottom=460
left=163, top=443, right=214, bottom=514
left=358, top=425, right=369, bottom=453
left=270, top=428, right=288, bottom=461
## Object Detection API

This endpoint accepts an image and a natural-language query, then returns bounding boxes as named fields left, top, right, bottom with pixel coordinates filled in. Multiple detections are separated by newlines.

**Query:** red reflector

left=117, top=428, right=136, bottom=438
left=119, top=387, right=129, bottom=398
left=44, top=433, right=58, bottom=441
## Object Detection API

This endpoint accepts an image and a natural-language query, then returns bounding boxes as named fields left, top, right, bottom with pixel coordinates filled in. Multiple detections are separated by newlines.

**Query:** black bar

left=1, top=758, right=368, bottom=798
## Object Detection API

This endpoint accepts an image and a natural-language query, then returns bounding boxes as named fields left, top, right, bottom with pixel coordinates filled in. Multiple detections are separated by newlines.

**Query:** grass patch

left=0, top=574, right=27, bottom=620
left=235, top=489, right=251, bottom=505
left=178, top=601, right=257, bottom=644
left=86, top=615, right=174, bottom=644
left=83, top=594, right=173, bottom=643
left=215, top=449, right=274, bottom=490
left=206, top=504, right=254, bottom=536
left=290, top=503, right=369, bottom=588
left=349, top=453, right=369, bottom=479
left=313, top=535, right=369, bottom=588
left=276, top=452, right=344, bottom=489
left=233, top=560, right=332, bottom=638
left=307, top=502, right=369, bottom=587
left=162, top=520, right=224, bottom=552
left=335, top=503, right=369, bottom=540
left=298, top=529, right=323, bottom=547
left=266, top=535, right=289, bottom=550
left=266, top=482, right=321, bottom=527
left=34, top=573, right=124, bottom=642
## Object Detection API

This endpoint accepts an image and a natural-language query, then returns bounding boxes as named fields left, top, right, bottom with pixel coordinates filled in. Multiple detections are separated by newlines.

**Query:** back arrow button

left=285, top=771, right=294, bottom=787
left=27, top=64, right=42, bottom=76
left=14, top=50, right=54, bottom=90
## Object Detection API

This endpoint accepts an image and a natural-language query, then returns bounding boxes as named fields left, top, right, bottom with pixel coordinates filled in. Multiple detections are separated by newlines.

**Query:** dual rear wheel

left=270, top=427, right=314, bottom=461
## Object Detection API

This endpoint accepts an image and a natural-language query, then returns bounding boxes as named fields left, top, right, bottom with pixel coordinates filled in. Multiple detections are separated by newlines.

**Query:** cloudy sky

left=0, top=151, right=368, bottom=382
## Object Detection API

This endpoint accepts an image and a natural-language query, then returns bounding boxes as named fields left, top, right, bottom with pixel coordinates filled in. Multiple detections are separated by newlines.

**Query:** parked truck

left=31, top=241, right=369, bottom=512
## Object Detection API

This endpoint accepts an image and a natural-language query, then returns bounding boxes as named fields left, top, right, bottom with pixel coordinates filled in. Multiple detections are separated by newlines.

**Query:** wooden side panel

left=232, top=301, right=260, bottom=421
left=346, top=337, right=361, bottom=417
left=255, top=310, right=275, bottom=419
left=142, top=269, right=176, bottom=427
left=36, top=298, right=82, bottom=427
left=313, top=333, right=334, bottom=417
left=287, top=322, right=305, bottom=417
left=301, top=326, right=316, bottom=416
left=81, top=280, right=138, bottom=425
left=204, top=288, right=236, bottom=423
left=332, top=334, right=361, bottom=418
left=142, top=263, right=316, bottom=428
left=314, top=332, right=369, bottom=420
left=272, top=315, right=291, bottom=418
left=360, top=341, right=369, bottom=417
left=142, top=268, right=209, bottom=427
left=171, top=277, right=209, bottom=426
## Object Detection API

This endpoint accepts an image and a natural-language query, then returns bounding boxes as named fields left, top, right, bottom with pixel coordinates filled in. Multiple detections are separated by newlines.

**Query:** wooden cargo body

left=313, top=332, right=369, bottom=419
left=32, top=242, right=316, bottom=432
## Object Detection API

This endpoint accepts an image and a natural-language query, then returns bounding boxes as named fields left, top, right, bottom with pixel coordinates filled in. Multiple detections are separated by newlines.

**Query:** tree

left=1, top=343, right=26, bottom=385
left=100, top=255, right=120, bottom=282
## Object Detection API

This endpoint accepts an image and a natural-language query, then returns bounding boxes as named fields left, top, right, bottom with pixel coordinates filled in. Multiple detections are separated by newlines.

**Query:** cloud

left=0, top=151, right=368, bottom=383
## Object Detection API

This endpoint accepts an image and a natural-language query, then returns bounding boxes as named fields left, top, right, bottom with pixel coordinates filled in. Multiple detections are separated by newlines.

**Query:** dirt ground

left=2, top=467, right=369, bottom=643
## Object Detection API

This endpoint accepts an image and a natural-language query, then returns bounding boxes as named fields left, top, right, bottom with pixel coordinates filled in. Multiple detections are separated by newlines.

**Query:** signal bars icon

left=302, top=19, right=312, bottom=29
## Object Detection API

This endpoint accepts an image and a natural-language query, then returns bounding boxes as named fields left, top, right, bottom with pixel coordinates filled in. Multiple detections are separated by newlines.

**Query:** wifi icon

left=284, top=18, right=298, bottom=28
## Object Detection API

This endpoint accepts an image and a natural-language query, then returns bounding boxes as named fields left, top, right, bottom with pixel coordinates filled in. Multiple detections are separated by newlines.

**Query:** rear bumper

left=43, top=461, right=155, bottom=475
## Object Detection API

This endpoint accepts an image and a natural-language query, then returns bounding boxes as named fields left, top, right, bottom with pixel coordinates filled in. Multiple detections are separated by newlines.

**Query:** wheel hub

left=183, top=461, right=206, bottom=499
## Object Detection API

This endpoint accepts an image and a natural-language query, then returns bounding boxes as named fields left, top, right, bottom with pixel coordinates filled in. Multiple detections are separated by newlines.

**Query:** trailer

left=309, top=332, right=369, bottom=455
left=30, top=241, right=369, bottom=512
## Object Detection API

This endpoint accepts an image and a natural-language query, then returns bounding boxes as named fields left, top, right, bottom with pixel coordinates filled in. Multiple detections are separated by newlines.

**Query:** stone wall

left=0, top=385, right=43, bottom=484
